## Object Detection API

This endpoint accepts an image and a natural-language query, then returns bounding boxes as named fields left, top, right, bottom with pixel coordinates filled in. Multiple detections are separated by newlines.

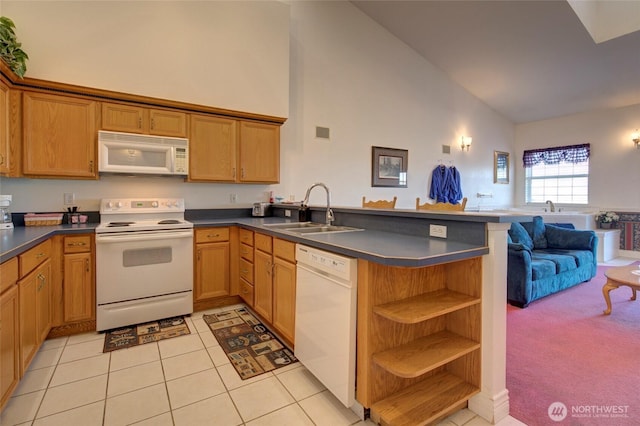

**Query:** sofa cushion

left=531, top=259, right=557, bottom=280
left=509, top=222, right=534, bottom=250
left=532, top=252, right=577, bottom=273
left=522, top=216, right=548, bottom=249
left=538, top=248, right=594, bottom=268
left=545, top=225, right=595, bottom=250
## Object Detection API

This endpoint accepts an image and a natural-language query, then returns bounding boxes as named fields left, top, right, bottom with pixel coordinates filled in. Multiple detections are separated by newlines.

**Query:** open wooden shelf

left=373, top=289, right=480, bottom=324
left=372, top=330, right=480, bottom=378
left=370, top=370, right=480, bottom=426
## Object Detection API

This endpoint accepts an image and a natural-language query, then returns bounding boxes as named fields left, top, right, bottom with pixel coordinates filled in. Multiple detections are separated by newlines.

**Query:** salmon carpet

left=507, top=262, right=640, bottom=425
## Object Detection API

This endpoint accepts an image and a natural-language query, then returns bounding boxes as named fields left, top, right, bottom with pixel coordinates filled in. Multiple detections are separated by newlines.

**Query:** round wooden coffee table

left=602, top=265, right=640, bottom=315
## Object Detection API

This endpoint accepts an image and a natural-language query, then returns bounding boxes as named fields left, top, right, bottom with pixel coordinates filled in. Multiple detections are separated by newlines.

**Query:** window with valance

left=524, top=144, right=590, bottom=205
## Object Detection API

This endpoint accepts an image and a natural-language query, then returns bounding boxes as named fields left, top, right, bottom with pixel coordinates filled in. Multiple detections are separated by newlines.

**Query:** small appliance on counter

left=252, top=202, right=271, bottom=217
left=0, top=195, right=14, bottom=230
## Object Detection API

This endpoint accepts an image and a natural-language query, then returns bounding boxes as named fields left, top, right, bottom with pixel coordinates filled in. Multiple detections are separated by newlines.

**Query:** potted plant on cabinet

left=595, top=211, right=619, bottom=229
left=0, top=16, right=28, bottom=78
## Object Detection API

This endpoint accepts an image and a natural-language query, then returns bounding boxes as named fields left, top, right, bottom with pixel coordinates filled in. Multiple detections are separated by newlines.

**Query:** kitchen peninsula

left=0, top=206, right=530, bottom=424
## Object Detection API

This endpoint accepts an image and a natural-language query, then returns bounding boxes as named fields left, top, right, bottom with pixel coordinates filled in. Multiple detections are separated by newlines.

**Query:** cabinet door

left=254, top=249, right=273, bottom=322
left=0, top=285, right=19, bottom=409
left=189, top=114, right=237, bottom=181
left=273, top=257, right=296, bottom=344
left=19, top=269, right=38, bottom=374
left=63, top=252, right=94, bottom=322
left=36, top=260, right=52, bottom=344
left=0, top=80, right=10, bottom=175
left=101, top=102, right=147, bottom=134
left=239, top=121, right=279, bottom=183
left=149, top=109, right=187, bottom=137
left=23, top=92, right=98, bottom=178
left=195, top=242, right=230, bottom=301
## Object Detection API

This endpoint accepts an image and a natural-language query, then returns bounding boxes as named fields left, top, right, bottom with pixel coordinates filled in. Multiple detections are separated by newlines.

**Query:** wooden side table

left=602, top=265, right=640, bottom=315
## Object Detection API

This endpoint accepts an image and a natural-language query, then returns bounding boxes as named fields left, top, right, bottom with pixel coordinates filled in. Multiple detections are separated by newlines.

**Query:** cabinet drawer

left=0, top=257, right=18, bottom=294
left=274, top=238, right=296, bottom=263
left=239, top=228, right=254, bottom=246
left=64, top=235, right=92, bottom=253
left=19, top=239, right=51, bottom=277
left=196, top=227, right=230, bottom=243
left=254, top=233, right=272, bottom=254
left=239, top=258, right=254, bottom=283
left=239, top=278, right=254, bottom=307
left=239, top=243, right=254, bottom=262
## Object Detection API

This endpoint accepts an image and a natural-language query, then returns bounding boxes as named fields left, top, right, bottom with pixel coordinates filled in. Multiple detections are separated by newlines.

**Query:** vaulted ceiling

left=351, top=0, right=640, bottom=123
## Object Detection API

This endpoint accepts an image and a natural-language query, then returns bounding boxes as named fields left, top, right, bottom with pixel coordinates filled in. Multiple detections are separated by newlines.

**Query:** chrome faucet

left=302, top=182, right=334, bottom=225
left=545, top=200, right=555, bottom=212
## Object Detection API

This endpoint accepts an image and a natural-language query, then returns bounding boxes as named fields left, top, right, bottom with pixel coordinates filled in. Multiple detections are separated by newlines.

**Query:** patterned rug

left=203, top=307, right=297, bottom=380
left=103, top=316, right=190, bottom=352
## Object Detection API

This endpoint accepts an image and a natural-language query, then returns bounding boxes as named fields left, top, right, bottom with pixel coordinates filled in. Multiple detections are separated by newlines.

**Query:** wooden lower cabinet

left=0, top=258, right=20, bottom=410
left=357, top=256, right=482, bottom=425
left=272, top=239, right=296, bottom=344
left=254, top=249, right=273, bottom=322
left=194, top=228, right=231, bottom=302
left=62, top=235, right=95, bottom=323
left=19, top=259, right=52, bottom=375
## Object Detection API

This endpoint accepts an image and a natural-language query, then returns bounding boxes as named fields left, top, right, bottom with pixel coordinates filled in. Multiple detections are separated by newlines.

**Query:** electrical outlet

left=63, top=193, right=75, bottom=205
left=230, top=194, right=238, bottom=203
left=429, top=224, right=447, bottom=238
left=285, top=210, right=291, bottom=217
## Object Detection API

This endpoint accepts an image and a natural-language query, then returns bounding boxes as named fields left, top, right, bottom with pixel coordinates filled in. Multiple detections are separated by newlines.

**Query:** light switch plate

left=63, top=193, right=75, bottom=205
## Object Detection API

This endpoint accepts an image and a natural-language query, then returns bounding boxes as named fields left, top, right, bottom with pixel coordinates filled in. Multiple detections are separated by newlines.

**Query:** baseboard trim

left=469, top=388, right=510, bottom=424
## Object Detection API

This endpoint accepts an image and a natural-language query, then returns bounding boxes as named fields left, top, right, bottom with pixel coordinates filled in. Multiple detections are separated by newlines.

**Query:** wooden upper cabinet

left=23, top=92, right=98, bottom=178
left=189, top=114, right=237, bottom=181
left=0, top=80, right=10, bottom=175
left=239, top=121, right=280, bottom=183
left=101, top=102, right=187, bottom=138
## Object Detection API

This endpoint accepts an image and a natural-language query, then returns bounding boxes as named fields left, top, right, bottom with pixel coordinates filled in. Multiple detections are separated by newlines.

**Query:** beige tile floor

left=1, top=304, right=526, bottom=426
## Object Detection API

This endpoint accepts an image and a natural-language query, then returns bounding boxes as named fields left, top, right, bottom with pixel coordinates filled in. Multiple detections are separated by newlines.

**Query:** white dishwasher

left=295, top=244, right=358, bottom=407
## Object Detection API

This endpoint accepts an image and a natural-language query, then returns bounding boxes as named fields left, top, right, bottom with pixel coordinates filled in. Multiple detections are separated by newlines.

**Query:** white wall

left=0, top=0, right=516, bottom=213
left=2, top=1, right=289, bottom=118
left=515, top=103, right=640, bottom=212
left=279, top=1, right=514, bottom=209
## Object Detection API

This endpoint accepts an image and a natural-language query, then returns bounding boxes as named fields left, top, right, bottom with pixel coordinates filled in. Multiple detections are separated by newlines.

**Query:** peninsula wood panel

left=356, top=256, right=482, bottom=425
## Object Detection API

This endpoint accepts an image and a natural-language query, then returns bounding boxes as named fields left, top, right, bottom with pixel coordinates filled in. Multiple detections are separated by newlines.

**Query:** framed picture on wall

left=372, top=146, right=408, bottom=187
left=494, top=151, right=510, bottom=184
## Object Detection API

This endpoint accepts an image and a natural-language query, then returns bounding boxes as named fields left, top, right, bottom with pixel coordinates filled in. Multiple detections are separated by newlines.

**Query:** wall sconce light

left=633, top=129, right=639, bottom=149
left=461, top=136, right=472, bottom=151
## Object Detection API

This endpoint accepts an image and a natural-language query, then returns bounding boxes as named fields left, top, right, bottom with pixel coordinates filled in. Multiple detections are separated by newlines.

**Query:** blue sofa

left=507, top=216, right=598, bottom=308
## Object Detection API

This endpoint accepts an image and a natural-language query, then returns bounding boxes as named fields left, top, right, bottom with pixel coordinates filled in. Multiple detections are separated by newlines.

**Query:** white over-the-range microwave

left=98, top=130, right=189, bottom=176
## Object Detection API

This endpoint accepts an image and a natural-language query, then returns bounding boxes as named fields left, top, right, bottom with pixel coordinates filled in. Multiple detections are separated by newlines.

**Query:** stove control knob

left=115, top=201, right=123, bottom=208
left=172, top=201, right=180, bottom=207
left=151, top=201, right=159, bottom=208
left=106, top=201, right=113, bottom=209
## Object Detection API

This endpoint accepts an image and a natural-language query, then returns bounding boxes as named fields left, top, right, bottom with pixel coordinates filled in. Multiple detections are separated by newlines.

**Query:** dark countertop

left=1, top=216, right=489, bottom=267
left=0, top=224, right=98, bottom=263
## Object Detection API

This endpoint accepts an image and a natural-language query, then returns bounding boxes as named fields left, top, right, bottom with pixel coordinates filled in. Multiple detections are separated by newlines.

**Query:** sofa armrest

left=507, top=244, right=533, bottom=306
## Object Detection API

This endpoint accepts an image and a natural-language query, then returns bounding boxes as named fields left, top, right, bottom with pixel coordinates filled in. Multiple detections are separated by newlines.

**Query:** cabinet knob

left=68, top=242, right=87, bottom=247
left=89, top=160, right=94, bottom=173
left=151, top=118, right=155, bottom=129
left=0, top=153, right=4, bottom=165
left=138, top=117, right=142, bottom=128
left=207, top=233, right=220, bottom=238
left=85, top=258, right=90, bottom=272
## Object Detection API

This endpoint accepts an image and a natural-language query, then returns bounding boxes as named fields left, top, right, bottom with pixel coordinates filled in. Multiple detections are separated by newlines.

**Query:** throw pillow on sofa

left=522, top=216, right=548, bottom=249
left=508, top=222, right=534, bottom=250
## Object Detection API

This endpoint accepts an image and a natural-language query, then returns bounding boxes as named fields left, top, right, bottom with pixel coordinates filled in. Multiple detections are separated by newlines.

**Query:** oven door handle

left=96, top=230, right=193, bottom=243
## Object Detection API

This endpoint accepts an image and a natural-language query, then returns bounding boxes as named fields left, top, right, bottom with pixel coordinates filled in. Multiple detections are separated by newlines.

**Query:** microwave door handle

left=170, top=146, right=175, bottom=173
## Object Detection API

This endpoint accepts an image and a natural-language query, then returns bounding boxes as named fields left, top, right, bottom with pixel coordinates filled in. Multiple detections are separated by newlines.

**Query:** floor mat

left=203, top=307, right=297, bottom=380
left=103, top=316, right=190, bottom=352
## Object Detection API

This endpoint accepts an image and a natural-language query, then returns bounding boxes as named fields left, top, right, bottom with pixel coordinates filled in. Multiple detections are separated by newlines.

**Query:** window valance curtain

left=523, top=143, right=590, bottom=167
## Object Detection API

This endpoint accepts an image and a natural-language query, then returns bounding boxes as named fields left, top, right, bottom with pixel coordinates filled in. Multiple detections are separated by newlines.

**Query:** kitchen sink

left=263, top=222, right=323, bottom=229
left=284, top=225, right=363, bottom=235
left=263, top=222, right=363, bottom=235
